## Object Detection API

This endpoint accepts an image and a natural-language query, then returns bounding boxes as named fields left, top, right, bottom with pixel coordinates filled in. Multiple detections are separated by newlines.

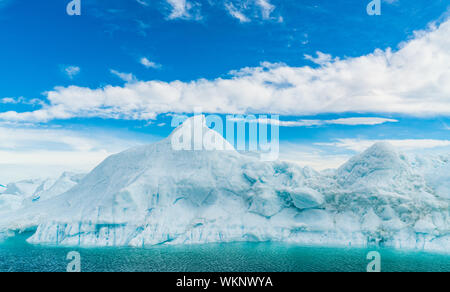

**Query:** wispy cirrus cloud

left=110, top=69, right=137, bottom=83
left=140, top=57, right=162, bottom=69
left=1, top=97, right=42, bottom=106
left=256, top=0, right=275, bottom=20
left=165, top=0, right=202, bottom=20
left=64, top=66, right=81, bottom=79
left=165, top=0, right=279, bottom=22
left=224, top=0, right=280, bottom=23
left=136, top=0, right=149, bottom=7
left=1, top=97, right=25, bottom=105
left=230, top=117, right=398, bottom=127
left=225, top=2, right=250, bottom=23
left=304, top=52, right=337, bottom=66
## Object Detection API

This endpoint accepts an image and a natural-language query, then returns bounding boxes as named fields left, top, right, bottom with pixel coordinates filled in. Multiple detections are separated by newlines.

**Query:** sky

left=0, top=0, right=450, bottom=182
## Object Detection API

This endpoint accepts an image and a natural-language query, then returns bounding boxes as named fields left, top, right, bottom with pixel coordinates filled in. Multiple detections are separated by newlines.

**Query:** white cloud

left=1, top=97, right=23, bottom=104
left=110, top=69, right=136, bottom=83
left=304, top=52, right=336, bottom=66
left=224, top=0, right=279, bottom=23
left=225, top=2, right=250, bottom=23
left=2, top=18, right=450, bottom=123
left=167, top=0, right=187, bottom=19
left=64, top=66, right=80, bottom=79
left=136, top=0, right=149, bottom=7
left=318, top=139, right=450, bottom=152
left=166, top=0, right=201, bottom=20
left=0, top=126, right=158, bottom=183
left=230, top=117, right=398, bottom=127
left=321, top=117, right=398, bottom=126
left=1, top=97, right=43, bottom=106
left=255, top=0, right=275, bottom=20
left=140, top=57, right=161, bottom=69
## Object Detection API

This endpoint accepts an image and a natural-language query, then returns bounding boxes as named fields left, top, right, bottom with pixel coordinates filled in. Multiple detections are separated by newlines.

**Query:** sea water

left=0, top=233, right=448, bottom=272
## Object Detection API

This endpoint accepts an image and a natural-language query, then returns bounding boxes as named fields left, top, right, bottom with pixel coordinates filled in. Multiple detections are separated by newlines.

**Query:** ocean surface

left=0, top=233, right=448, bottom=272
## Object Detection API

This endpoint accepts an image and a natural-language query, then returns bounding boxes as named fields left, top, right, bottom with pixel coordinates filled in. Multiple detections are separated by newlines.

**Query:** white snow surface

left=0, top=172, right=85, bottom=213
left=0, top=116, right=448, bottom=252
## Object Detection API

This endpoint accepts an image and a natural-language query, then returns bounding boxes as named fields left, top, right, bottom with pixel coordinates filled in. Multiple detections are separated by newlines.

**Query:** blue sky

left=0, top=0, right=450, bottom=182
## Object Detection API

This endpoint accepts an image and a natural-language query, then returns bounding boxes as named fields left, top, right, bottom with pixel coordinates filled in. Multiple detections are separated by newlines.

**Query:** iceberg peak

left=337, top=142, right=410, bottom=187
left=364, top=142, right=398, bottom=156
left=168, top=115, right=236, bottom=152
left=170, top=115, right=208, bottom=135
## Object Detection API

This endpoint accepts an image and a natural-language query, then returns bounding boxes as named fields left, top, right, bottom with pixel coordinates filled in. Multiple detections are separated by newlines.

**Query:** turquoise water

left=0, top=234, right=449, bottom=272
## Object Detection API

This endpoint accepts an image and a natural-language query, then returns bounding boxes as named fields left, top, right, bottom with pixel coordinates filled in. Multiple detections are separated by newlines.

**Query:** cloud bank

left=1, top=18, right=450, bottom=123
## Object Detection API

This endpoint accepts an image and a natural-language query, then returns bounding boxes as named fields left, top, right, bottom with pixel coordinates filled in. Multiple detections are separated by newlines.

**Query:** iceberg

left=0, top=178, right=55, bottom=213
left=0, top=178, right=54, bottom=198
left=0, top=116, right=448, bottom=252
left=0, top=172, right=85, bottom=213
left=27, top=172, right=85, bottom=204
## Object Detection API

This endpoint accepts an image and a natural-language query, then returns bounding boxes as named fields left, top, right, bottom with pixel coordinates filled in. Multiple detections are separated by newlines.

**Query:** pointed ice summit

left=0, top=118, right=448, bottom=253
left=169, top=115, right=236, bottom=152
left=337, top=142, right=407, bottom=187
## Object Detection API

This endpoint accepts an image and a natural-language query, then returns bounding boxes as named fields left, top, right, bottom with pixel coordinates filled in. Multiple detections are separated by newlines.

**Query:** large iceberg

left=0, top=116, right=448, bottom=252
